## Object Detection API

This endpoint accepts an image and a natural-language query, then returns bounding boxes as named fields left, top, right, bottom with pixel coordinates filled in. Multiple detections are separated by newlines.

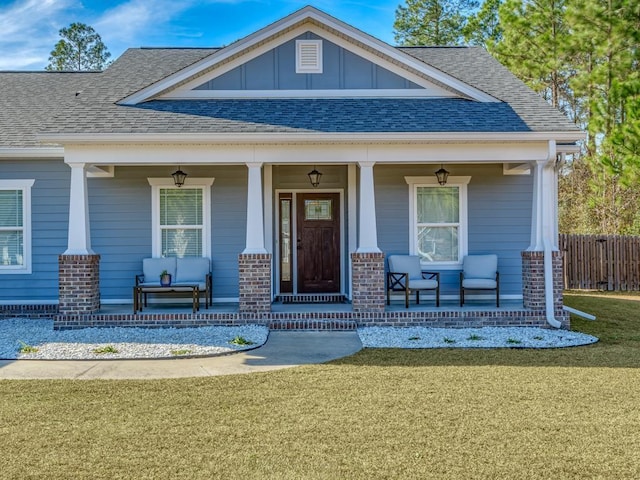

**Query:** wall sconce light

left=307, top=167, right=322, bottom=188
left=435, top=164, right=450, bottom=186
left=171, top=168, right=188, bottom=187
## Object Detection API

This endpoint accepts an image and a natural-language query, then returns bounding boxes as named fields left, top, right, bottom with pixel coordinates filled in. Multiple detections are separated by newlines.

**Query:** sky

left=0, top=0, right=400, bottom=70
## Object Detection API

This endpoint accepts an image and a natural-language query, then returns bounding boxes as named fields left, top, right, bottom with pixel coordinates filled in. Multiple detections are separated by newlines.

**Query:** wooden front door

left=296, top=193, right=340, bottom=293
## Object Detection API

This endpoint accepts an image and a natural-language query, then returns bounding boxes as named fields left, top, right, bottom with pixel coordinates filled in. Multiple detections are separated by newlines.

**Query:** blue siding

left=1, top=160, right=533, bottom=304
left=0, top=160, right=69, bottom=302
left=92, top=166, right=247, bottom=302
left=196, top=33, right=422, bottom=91
left=210, top=166, right=247, bottom=299
left=90, top=167, right=153, bottom=302
left=0, top=163, right=248, bottom=304
left=375, top=164, right=533, bottom=296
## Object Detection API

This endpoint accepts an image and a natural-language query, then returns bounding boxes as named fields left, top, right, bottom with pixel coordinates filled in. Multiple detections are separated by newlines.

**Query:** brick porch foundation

left=351, top=252, right=385, bottom=313
left=58, top=254, right=101, bottom=315
left=521, top=250, right=569, bottom=328
left=238, top=253, right=272, bottom=314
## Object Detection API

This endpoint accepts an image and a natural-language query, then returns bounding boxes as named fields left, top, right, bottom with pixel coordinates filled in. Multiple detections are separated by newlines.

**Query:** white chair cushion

left=408, top=279, right=438, bottom=290
left=463, top=254, right=498, bottom=279
left=143, top=257, right=176, bottom=282
left=175, top=257, right=210, bottom=283
left=388, top=255, right=423, bottom=280
left=462, top=279, right=497, bottom=289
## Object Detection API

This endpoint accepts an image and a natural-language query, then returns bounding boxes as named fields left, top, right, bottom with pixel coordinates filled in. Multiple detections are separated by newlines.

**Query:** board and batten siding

left=195, top=33, right=421, bottom=92
left=375, top=164, right=533, bottom=296
left=0, top=160, right=69, bottom=302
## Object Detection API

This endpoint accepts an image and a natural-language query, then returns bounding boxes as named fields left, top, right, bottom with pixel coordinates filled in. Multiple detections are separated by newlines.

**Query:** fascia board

left=0, top=147, right=64, bottom=158
left=38, top=131, right=586, bottom=146
left=164, top=89, right=457, bottom=99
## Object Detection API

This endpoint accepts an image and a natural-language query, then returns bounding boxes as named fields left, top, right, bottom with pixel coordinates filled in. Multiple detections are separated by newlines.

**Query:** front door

left=296, top=193, right=340, bottom=293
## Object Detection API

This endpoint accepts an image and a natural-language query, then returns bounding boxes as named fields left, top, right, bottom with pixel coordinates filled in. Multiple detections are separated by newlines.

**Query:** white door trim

left=274, top=188, right=345, bottom=297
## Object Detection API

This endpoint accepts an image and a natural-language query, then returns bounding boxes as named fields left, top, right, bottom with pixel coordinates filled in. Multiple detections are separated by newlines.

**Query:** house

left=0, top=6, right=582, bottom=330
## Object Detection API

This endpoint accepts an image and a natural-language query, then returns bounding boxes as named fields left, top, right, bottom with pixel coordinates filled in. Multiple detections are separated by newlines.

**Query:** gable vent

left=296, top=39, right=323, bottom=74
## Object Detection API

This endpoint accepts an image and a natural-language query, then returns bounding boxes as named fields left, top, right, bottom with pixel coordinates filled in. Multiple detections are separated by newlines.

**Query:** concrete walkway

left=0, top=331, right=362, bottom=380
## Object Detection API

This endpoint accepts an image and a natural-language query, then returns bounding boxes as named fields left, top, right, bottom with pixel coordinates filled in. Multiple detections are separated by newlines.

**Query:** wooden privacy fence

left=559, top=234, right=640, bottom=290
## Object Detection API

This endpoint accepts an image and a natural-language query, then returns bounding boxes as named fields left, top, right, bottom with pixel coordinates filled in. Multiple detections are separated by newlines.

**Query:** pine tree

left=558, top=0, right=640, bottom=234
left=393, top=0, right=479, bottom=46
left=567, top=0, right=640, bottom=183
left=46, top=23, right=111, bottom=71
left=493, top=0, right=573, bottom=112
left=463, top=0, right=503, bottom=51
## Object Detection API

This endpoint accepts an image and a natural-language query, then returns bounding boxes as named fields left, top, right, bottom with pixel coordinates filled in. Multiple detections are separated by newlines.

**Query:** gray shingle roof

left=0, top=46, right=579, bottom=148
left=130, top=98, right=529, bottom=133
left=399, top=47, right=576, bottom=132
left=0, top=72, right=98, bottom=147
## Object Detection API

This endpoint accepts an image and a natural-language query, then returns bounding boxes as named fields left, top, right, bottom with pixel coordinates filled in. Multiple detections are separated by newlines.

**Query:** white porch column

left=524, top=140, right=565, bottom=328
left=243, top=162, right=267, bottom=254
left=528, top=141, right=558, bottom=252
left=65, top=162, right=94, bottom=255
left=356, top=161, right=381, bottom=253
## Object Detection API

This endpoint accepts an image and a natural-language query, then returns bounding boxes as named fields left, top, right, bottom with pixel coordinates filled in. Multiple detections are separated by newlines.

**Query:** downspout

left=543, top=141, right=562, bottom=328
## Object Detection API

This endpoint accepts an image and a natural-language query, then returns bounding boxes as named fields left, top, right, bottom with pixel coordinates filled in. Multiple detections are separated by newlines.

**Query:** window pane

left=417, top=226, right=458, bottom=262
left=0, top=231, right=24, bottom=266
left=305, top=200, right=332, bottom=220
left=417, top=187, right=458, bottom=223
left=281, top=199, right=291, bottom=282
left=160, top=189, right=203, bottom=226
left=0, top=190, right=22, bottom=227
left=162, top=229, right=202, bottom=257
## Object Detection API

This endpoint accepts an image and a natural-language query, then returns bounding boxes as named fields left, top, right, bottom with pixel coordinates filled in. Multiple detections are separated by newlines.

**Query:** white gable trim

left=120, top=6, right=496, bottom=105
left=170, top=89, right=454, bottom=99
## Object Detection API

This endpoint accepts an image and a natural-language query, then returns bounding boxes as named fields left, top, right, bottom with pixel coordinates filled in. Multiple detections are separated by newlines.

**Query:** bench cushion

left=143, top=257, right=176, bottom=282
left=175, top=257, right=210, bottom=283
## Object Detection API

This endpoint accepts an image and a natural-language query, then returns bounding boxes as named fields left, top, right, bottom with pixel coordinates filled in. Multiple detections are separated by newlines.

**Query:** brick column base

left=239, top=253, right=272, bottom=314
left=351, top=252, right=385, bottom=313
left=522, top=250, right=569, bottom=327
left=59, top=254, right=100, bottom=315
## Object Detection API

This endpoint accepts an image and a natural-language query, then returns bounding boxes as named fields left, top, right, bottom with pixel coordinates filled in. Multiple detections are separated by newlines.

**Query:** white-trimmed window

left=0, top=179, right=34, bottom=274
left=148, top=178, right=214, bottom=258
left=405, top=176, right=471, bottom=267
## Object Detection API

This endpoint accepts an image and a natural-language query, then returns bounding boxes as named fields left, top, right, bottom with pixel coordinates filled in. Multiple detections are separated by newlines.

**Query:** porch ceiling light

left=171, top=168, right=188, bottom=187
left=435, top=165, right=450, bottom=186
left=308, top=167, right=322, bottom=188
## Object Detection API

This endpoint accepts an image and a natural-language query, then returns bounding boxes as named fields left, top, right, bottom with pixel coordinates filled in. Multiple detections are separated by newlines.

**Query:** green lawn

left=1, top=291, right=639, bottom=479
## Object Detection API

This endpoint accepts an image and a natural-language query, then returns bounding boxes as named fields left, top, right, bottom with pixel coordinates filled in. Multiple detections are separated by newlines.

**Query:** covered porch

left=48, top=136, right=570, bottom=330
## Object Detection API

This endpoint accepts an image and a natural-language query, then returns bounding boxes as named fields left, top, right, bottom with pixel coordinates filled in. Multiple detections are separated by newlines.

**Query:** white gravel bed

left=0, top=319, right=268, bottom=360
left=358, top=326, right=598, bottom=349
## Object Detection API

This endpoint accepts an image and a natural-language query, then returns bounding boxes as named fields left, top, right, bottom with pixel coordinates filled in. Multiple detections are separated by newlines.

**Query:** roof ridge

left=138, top=47, right=220, bottom=50
left=397, top=46, right=473, bottom=49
